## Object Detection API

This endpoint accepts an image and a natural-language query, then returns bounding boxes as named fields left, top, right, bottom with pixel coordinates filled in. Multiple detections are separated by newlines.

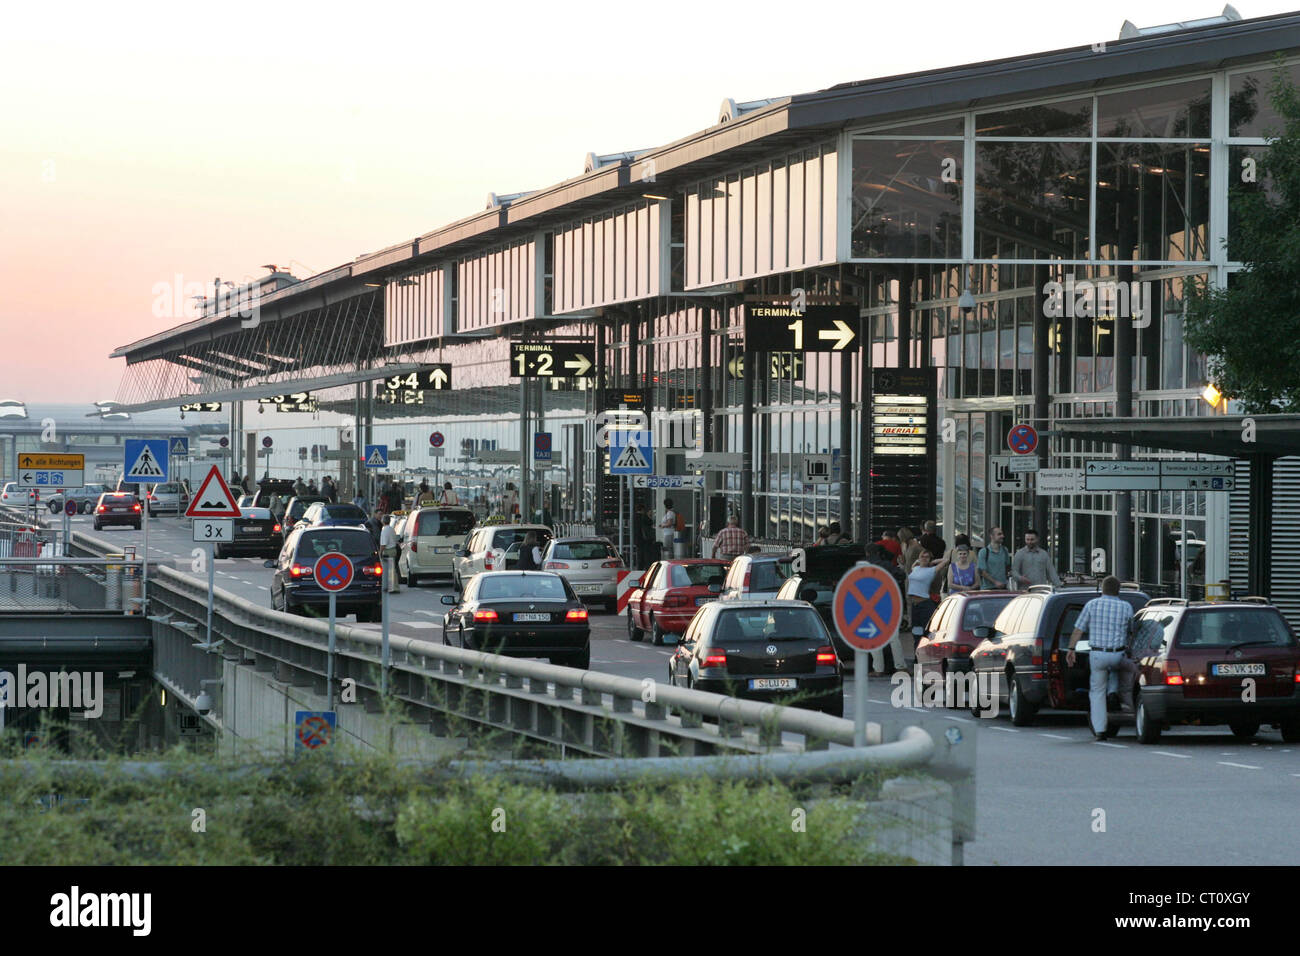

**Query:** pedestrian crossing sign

left=610, top=432, right=653, bottom=475
left=124, top=439, right=170, bottom=482
left=363, top=444, right=388, bottom=468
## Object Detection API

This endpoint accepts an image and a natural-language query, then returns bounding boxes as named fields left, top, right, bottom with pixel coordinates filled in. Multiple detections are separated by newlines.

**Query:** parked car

left=266, top=525, right=383, bottom=622
left=45, top=483, right=108, bottom=515
left=541, top=536, right=625, bottom=613
left=772, top=545, right=876, bottom=662
left=440, top=571, right=590, bottom=668
left=92, top=491, right=143, bottom=531
left=453, top=523, right=552, bottom=590
left=719, top=552, right=795, bottom=601
left=215, top=506, right=283, bottom=559
left=913, top=591, right=1017, bottom=705
left=1119, top=598, right=1300, bottom=743
left=299, top=501, right=369, bottom=527
left=668, top=600, right=843, bottom=716
left=626, top=559, right=727, bottom=645
left=969, top=584, right=1151, bottom=725
left=399, top=506, right=477, bottom=586
left=1, top=482, right=39, bottom=509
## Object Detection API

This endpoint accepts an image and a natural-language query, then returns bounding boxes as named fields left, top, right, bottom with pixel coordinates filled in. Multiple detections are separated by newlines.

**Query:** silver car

left=145, top=481, right=189, bottom=515
left=539, top=536, right=625, bottom=613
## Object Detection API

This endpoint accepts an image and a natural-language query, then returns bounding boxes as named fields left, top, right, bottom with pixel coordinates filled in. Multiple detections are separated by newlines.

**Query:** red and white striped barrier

left=616, top=568, right=642, bottom=613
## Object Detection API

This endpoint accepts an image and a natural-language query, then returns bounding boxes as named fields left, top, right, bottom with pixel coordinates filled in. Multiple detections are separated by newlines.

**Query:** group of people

left=632, top=498, right=690, bottom=564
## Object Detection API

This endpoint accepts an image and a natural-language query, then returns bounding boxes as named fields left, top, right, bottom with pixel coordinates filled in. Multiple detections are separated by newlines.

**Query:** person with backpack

left=977, top=526, right=1013, bottom=590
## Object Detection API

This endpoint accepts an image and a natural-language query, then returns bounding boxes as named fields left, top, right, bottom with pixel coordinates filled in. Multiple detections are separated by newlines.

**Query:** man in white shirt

left=379, top=516, right=401, bottom=593
left=660, top=498, right=678, bottom=559
left=440, top=482, right=459, bottom=506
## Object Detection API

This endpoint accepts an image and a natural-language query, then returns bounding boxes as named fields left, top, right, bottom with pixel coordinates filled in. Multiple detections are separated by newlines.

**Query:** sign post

left=125, top=439, right=170, bottom=615
left=314, top=552, right=354, bottom=707
left=832, top=564, right=904, bottom=747
left=185, top=467, right=242, bottom=649
left=610, top=431, right=654, bottom=564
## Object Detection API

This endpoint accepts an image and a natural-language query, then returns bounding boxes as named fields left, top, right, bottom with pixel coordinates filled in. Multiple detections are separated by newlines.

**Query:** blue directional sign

left=295, top=711, right=336, bottom=751
left=169, top=436, right=189, bottom=458
left=124, top=439, right=170, bottom=482
left=832, top=564, right=903, bottom=652
left=609, top=431, right=653, bottom=475
left=363, top=444, right=388, bottom=468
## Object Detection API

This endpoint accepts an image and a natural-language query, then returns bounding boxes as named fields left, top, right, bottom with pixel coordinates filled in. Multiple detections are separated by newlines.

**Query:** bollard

left=106, top=553, right=124, bottom=611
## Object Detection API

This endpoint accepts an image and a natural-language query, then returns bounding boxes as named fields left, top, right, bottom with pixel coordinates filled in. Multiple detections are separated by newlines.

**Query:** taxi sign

left=314, top=552, right=353, bottom=592
left=832, top=564, right=903, bottom=652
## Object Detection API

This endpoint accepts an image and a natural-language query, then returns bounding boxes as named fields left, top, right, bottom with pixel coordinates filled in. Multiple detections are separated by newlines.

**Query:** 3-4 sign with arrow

left=743, top=304, right=859, bottom=354
left=509, top=343, right=595, bottom=379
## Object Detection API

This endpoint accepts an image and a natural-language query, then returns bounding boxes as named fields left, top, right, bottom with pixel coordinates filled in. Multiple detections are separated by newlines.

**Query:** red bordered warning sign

left=185, top=466, right=242, bottom=518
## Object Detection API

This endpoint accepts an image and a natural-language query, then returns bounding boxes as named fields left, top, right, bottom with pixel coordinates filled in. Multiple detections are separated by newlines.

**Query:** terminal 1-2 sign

left=743, top=304, right=859, bottom=353
left=510, top=343, right=594, bottom=378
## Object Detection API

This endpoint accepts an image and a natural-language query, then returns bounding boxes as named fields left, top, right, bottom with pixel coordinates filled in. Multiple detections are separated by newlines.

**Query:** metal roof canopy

left=1047, top=414, right=1300, bottom=596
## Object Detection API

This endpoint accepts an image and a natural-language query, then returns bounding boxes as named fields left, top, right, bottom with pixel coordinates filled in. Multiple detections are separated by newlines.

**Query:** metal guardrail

left=0, top=556, right=144, bottom=613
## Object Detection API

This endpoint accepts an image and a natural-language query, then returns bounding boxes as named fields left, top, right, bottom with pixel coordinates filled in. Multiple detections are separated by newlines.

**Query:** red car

left=626, top=559, right=727, bottom=645
left=915, top=591, right=1017, bottom=700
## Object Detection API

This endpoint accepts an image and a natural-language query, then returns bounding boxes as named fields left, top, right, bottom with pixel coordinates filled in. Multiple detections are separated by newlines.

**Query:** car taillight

left=132, top=503, right=141, bottom=512
left=701, top=648, right=727, bottom=668
left=1165, top=660, right=1184, bottom=686
left=545, top=561, right=569, bottom=569
left=273, top=524, right=281, bottom=533
left=815, top=645, right=837, bottom=664
left=410, top=541, right=417, bottom=553
left=362, top=563, right=383, bottom=576
left=96, top=505, right=106, bottom=514
left=664, top=593, right=690, bottom=608
left=742, top=568, right=751, bottom=591
left=473, top=609, right=498, bottom=623
left=952, top=644, right=974, bottom=655
left=1294, top=670, right=1300, bottom=684
left=565, top=608, right=588, bottom=621
left=601, top=559, right=621, bottom=568
left=289, top=564, right=314, bottom=578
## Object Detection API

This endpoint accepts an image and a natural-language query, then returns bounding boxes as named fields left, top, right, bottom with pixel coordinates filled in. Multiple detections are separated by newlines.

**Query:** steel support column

left=1033, top=264, right=1051, bottom=542
left=1114, top=263, right=1135, bottom=581
left=741, top=343, right=755, bottom=538
left=1248, top=455, right=1274, bottom=596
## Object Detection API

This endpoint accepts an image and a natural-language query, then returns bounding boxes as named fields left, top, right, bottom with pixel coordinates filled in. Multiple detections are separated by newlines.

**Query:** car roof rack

left=1145, top=597, right=1188, bottom=606
left=1026, top=584, right=1055, bottom=593
left=1237, top=595, right=1271, bottom=604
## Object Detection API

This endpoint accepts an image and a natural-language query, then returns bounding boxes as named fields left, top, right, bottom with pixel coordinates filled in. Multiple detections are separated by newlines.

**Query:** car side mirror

left=263, top=560, right=275, bottom=569
left=708, top=582, right=722, bottom=594
left=440, top=594, right=457, bottom=606
left=972, top=625, right=993, bottom=640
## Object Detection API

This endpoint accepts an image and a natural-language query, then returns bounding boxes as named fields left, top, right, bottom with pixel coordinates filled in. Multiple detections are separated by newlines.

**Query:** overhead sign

left=16, top=453, right=85, bottom=490
left=257, top=392, right=317, bottom=412
left=1036, top=468, right=1086, bottom=494
left=534, top=432, right=552, bottom=463
left=192, top=519, right=232, bottom=543
left=610, top=433, right=653, bottom=475
left=474, top=449, right=520, bottom=464
left=430, top=431, right=445, bottom=448
left=726, top=353, right=804, bottom=379
left=314, top=552, right=354, bottom=592
left=989, top=456, right=1027, bottom=493
left=376, top=365, right=453, bottom=404
left=509, top=342, right=595, bottom=378
left=632, top=475, right=705, bottom=489
left=295, top=711, right=336, bottom=751
left=832, top=564, right=903, bottom=652
left=180, top=402, right=222, bottom=412
left=363, top=444, right=388, bottom=468
left=169, top=436, right=190, bottom=458
left=743, top=304, right=858, bottom=353
left=124, top=439, right=169, bottom=482
left=1084, top=459, right=1236, bottom=491
left=1007, top=423, right=1039, bottom=455
left=185, top=466, right=242, bottom=518
left=695, top=452, right=744, bottom=470
left=802, top=455, right=834, bottom=484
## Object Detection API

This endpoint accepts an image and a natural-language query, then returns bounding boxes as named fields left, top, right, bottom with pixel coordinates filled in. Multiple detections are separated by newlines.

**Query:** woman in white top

left=906, top=550, right=939, bottom=632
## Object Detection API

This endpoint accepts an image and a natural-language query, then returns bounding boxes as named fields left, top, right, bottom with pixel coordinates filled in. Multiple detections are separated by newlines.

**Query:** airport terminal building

left=108, top=10, right=1300, bottom=610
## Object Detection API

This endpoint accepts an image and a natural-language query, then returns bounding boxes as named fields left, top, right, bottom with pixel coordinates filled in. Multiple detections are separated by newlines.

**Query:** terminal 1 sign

left=743, top=304, right=859, bottom=353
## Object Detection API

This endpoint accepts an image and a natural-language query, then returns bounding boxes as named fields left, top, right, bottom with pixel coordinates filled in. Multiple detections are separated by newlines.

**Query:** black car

left=300, top=501, right=369, bottom=527
left=668, top=599, right=843, bottom=716
left=772, top=545, right=875, bottom=663
left=216, top=506, right=283, bottom=559
left=266, top=526, right=383, bottom=622
left=92, top=492, right=143, bottom=530
left=969, top=584, right=1150, bottom=725
left=440, top=571, right=591, bottom=668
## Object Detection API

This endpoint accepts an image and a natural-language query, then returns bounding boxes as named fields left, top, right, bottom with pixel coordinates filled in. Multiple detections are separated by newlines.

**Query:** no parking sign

left=832, top=564, right=903, bottom=652
left=295, top=711, right=336, bottom=751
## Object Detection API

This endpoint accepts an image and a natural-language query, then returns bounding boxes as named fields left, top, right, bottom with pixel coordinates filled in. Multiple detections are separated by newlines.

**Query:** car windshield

left=671, top=564, right=725, bottom=587
left=713, top=608, right=825, bottom=642
left=962, top=597, right=1015, bottom=629
left=322, top=504, right=366, bottom=522
left=414, top=510, right=475, bottom=537
left=478, top=575, right=569, bottom=601
left=297, top=530, right=375, bottom=558
left=1176, top=609, right=1294, bottom=648
left=552, top=541, right=617, bottom=561
left=750, top=560, right=793, bottom=591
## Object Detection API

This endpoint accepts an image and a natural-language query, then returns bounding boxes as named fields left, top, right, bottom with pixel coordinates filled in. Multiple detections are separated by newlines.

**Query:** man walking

left=1012, top=529, right=1062, bottom=588
left=713, top=514, right=750, bottom=562
left=660, top=498, right=678, bottom=559
left=1066, top=576, right=1136, bottom=739
left=379, top=515, right=401, bottom=593
left=977, top=526, right=1013, bottom=590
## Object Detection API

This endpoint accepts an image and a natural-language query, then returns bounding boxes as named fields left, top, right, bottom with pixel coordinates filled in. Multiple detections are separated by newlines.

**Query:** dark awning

left=1045, top=415, right=1300, bottom=459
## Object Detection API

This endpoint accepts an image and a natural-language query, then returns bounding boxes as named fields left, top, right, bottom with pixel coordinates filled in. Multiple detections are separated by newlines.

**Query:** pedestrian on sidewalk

left=978, top=526, right=1013, bottom=590
left=713, top=514, right=751, bottom=562
left=380, top=515, right=401, bottom=593
left=1013, top=528, right=1062, bottom=588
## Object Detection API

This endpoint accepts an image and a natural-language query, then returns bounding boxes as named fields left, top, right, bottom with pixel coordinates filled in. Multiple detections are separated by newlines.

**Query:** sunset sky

left=2, top=0, right=1292, bottom=404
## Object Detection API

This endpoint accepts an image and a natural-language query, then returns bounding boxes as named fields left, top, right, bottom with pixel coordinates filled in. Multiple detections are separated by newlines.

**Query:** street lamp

left=1201, top=383, right=1223, bottom=408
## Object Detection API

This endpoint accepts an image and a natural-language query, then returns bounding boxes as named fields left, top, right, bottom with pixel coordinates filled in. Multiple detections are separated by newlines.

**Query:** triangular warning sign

left=185, top=466, right=242, bottom=518
left=171, top=439, right=187, bottom=455
left=127, top=444, right=165, bottom=479
left=614, top=442, right=648, bottom=470
left=365, top=447, right=386, bottom=466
